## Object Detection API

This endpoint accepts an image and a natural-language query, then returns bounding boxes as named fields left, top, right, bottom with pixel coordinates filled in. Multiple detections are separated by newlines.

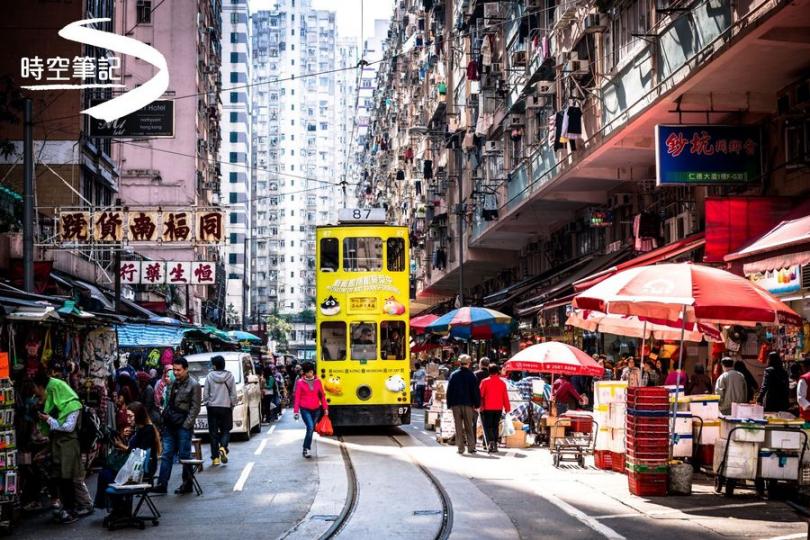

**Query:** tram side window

left=343, top=237, right=382, bottom=272
left=386, top=238, right=405, bottom=272
left=320, top=238, right=339, bottom=272
left=320, top=322, right=346, bottom=361
left=350, top=322, right=377, bottom=360
left=381, top=321, right=406, bottom=360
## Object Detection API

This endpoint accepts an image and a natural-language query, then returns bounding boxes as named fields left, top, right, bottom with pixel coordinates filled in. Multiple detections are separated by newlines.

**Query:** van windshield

left=187, top=360, right=242, bottom=385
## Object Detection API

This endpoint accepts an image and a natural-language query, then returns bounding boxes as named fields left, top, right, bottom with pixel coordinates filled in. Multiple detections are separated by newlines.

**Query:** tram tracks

left=320, top=432, right=453, bottom=540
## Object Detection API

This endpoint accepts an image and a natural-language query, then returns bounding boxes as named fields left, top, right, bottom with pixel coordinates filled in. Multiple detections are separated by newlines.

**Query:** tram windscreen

left=381, top=321, right=406, bottom=360
left=320, top=322, right=346, bottom=361
left=343, top=237, right=382, bottom=272
left=386, top=238, right=406, bottom=271
left=350, top=322, right=377, bottom=360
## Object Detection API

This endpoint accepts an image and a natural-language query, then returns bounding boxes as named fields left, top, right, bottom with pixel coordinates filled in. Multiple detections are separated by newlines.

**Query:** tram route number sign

left=338, top=208, right=387, bottom=223
left=88, top=100, right=175, bottom=137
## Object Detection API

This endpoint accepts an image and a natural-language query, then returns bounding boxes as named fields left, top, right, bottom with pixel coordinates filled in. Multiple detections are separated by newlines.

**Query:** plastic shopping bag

left=114, top=448, right=147, bottom=485
left=315, top=414, right=334, bottom=437
left=502, top=413, right=516, bottom=437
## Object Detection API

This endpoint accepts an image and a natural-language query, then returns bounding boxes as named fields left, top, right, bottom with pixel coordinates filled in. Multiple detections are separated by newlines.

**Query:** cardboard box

left=714, top=438, right=758, bottom=480
left=505, top=421, right=528, bottom=448
left=759, top=450, right=800, bottom=480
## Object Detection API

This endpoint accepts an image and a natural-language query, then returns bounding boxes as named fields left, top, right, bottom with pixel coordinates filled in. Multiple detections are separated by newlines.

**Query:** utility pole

left=456, top=150, right=464, bottom=308
left=23, top=99, right=34, bottom=293
left=113, top=198, right=122, bottom=313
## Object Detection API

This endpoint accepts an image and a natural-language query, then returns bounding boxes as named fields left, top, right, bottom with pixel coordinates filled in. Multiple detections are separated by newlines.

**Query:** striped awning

left=116, top=323, right=191, bottom=348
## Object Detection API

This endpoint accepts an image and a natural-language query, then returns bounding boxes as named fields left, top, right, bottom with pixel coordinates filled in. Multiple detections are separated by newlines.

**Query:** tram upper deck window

left=386, top=238, right=405, bottom=272
left=320, top=238, right=338, bottom=272
left=320, top=322, right=346, bottom=361
left=350, top=322, right=377, bottom=360
left=381, top=321, right=406, bottom=360
left=343, top=237, right=382, bottom=272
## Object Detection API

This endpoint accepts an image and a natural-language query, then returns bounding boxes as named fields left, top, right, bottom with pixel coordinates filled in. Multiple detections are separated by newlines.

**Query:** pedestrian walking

left=734, top=360, right=759, bottom=402
left=413, top=362, right=427, bottom=408
left=796, top=359, right=810, bottom=420
left=474, top=357, right=490, bottom=385
left=758, top=351, right=790, bottom=412
left=203, top=355, right=236, bottom=466
left=262, top=366, right=277, bottom=422
left=156, top=357, right=201, bottom=495
left=32, top=370, right=90, bottom=524
left=479, top=364, right=511, bottom=454
left=446, top=354, right=480, bottom=455
left=293, top=362, right=328, bottom=459
left=715, top=357, right=747, bottom=416
left=552, top=375, right=587, bottom=414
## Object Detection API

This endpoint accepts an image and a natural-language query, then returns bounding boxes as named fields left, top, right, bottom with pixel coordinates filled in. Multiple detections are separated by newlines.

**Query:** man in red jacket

left=479, top=364, right=511, bottom=454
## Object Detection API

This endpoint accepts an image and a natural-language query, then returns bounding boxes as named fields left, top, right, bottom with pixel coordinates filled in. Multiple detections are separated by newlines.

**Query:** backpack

left=78, top=406, right=102, bottom=453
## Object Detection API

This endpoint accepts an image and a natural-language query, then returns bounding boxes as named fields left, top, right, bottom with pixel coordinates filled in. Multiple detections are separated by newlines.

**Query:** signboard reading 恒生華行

left=655, top=125, right=762, bottom=186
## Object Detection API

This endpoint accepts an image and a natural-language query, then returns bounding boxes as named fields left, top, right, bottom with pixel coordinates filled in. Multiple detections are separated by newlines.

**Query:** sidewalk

left=405, top=409, right=807, bottom=540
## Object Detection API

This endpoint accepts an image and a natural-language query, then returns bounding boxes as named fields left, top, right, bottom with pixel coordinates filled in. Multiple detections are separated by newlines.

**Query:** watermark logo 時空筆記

left=19, top=18, right=168, bottom=122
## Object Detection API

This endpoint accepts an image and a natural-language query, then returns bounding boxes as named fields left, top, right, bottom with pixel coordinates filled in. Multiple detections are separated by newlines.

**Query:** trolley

left=315, top=208, right=411, bottom=427
left=552, top=418, right=598, bottom=468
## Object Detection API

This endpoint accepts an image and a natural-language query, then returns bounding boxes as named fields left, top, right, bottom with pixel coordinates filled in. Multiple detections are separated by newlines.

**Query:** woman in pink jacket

left=293, top=362, right=328, bottom=458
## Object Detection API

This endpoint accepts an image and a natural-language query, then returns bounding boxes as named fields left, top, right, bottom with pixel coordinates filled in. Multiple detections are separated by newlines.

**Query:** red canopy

left=410, top=314, right=439, bottom=334
left=574, top=263, right=801, bottom=326
left=504, top=342, right=604, bottom=377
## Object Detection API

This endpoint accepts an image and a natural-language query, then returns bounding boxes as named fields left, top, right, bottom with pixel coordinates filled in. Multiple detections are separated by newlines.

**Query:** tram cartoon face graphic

left=320, top=295, right=340, bottom=316
left=384, top=374, right=407, bottom=393
left=324, top=375, right=343, bottom=396
left=382, top=296, right=405, bottom=316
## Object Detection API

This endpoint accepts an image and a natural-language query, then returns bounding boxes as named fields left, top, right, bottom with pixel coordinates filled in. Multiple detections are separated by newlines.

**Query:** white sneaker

left=303, top=449, right=311, bottom=458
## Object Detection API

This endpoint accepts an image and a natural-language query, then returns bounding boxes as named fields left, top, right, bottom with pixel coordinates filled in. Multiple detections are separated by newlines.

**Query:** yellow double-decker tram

left=315, top=208, right=411, bottom=427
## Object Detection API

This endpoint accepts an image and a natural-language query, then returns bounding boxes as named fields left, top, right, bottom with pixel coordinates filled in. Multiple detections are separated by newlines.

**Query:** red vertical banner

left=703, top=197, right=793, bottom=262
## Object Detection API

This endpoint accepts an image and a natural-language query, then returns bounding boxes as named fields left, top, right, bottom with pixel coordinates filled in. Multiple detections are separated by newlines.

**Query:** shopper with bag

left=446, top=354, right=481, bottom=455
left=203, top=355, right=236, bottom=466
left=479, top=364, right=511, bottom=454
left=156, top=357, right=201, bottom=495
left=293, top=362, right=328, bottom=459
left=262, top=366, right=278, bottom=423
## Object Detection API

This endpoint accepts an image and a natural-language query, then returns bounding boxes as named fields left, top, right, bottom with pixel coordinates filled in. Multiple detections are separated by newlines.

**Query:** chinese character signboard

left=58, top=209, right=223, bottom=244
left=88, top=100, right=175, bottom=138
left=120, top=261, right=215, bottom=285
left=655, top=125, right=762, bottom=186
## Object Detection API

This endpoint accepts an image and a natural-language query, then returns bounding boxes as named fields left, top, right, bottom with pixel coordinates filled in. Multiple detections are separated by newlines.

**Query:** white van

left=186, top=352, right=262, bottom=439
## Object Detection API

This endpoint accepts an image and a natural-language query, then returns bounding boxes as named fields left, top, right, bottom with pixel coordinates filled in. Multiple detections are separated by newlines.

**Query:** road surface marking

left=535, top=489, right=626, bottom=540
left=267, top=425, right=277, bottom=437
left=596, top=501, right=766, bottom=520
left=762, top=534, right=806, bottom=540
left=233, top=461, right=255, bottom=491
left=255, top=438, right=268, bottom=456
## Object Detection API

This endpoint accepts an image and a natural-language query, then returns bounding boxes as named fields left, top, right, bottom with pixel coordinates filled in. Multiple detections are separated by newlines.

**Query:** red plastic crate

left=611, top=451, right=626, bottom=474
left=626, top=437, right=669, bottom=454
left=626, top=398, right=670, bottom=411
left=594, top=449, right=613, bottom=470
left=627, top=387, right=668, bottom=398
left=626, top=416, right=670, bottom=429
left=563, top=414, right=594, bottom=434
left=697, top=444, right=714, bottom=467
left=627, top=471, right=668, bottom=497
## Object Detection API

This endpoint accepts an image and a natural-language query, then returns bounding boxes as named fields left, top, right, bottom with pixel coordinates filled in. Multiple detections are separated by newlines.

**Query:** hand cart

left=715, top=425, right=807, bottom=498
left=552, top=418, right=598, bottom=468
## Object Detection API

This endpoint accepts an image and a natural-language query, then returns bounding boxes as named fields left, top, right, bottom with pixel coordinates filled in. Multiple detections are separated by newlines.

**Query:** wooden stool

left=191, top=438, right=204, bottom=470
left=178, top=459, right=204, bottom=496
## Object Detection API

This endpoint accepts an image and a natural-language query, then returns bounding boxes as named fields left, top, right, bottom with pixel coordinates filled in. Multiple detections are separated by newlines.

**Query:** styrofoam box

left=696, top=420, right=720, bottom=445
left=595, top=427, right=611, bottom=451
left=674, top=414, right=693, bottom=436
left=765, top=429, right=803, bottom=450
left=609, top=427, right=626, bottom=453
left=720, top=418, right=767, bottom=443
left=427, top=411, right=440, bottom=425
left=689, top=395, right=720, bottom=420
left=594, top=381, right=628, bottom=406
left=732, top=403, right=764, bottom=420
left=608, top=402, right=627, bottom=429
left=758, top=451, right=800, bottom=480
left=713, top=438, right=758, bottom=480
left=673, top=433, right=693, bottom=458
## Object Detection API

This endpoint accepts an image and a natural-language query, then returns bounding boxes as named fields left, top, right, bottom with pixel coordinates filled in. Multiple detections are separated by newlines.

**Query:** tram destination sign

left=88, top=100, right=174, bottom=138
left=655, top=125, right=762, bottom=186
left=338, top=208, right=387, bottom=223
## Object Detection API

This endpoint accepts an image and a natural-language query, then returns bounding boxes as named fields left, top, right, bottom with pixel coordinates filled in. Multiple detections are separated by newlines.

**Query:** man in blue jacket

left=446, top=354, right=481, bottom=454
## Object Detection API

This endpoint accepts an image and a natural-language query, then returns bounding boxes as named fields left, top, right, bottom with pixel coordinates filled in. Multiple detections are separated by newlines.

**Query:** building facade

left=362, top=0, right=810, bottom=330
left=221, top=0, right=253, bottom=329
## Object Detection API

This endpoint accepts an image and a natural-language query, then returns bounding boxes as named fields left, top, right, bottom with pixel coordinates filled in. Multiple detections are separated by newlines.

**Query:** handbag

left=161, top=405, right=187, bottom=428
left=502, top=413, right=516, bottom=437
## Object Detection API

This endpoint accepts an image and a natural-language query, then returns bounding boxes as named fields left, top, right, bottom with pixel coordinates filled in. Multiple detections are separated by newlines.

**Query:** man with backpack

left=203, top=355, right=236, bottom=466
left=33, top=370, right=93, bottom=524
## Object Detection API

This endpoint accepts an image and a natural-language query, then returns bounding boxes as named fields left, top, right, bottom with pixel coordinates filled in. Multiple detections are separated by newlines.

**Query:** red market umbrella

left=566, top=309, right=721, bottom=342
left=573, top=263, right=801, bottom=327
left=504, top=342, right=604, bottom=377
left=410, top=314, right=439, bottom=335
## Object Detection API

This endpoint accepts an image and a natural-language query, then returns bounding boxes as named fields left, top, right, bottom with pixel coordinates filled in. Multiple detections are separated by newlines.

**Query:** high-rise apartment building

left=251, top=1, right=347, bottom=333
left=221, top=0, right=253, bottom=328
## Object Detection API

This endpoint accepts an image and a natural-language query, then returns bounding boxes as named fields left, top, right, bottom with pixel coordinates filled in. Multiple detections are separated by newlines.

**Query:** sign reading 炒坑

left=88, top=100, right=175, bottom=137
left=655, top=125, right=762, bottom=186
left=748, top=265, right=801, bottom=295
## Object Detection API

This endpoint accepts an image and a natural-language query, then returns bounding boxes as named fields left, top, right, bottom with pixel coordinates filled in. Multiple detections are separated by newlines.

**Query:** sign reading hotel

left=88, top=100, right=175, bottom=137
left=120, top=261, right=216, bottom=285
left=655, top=125, right=762, bottom=186
left=59, top=209, right=223, bottom=244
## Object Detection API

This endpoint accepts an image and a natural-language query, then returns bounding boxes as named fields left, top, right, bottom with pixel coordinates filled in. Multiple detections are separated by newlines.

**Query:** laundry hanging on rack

left=633, top=212, right=660, bottom=252
left=553, top=111, right=577, bottom=152
left=396, top=169, right=405, bottom=181
left=404, top=147, right=414, bottom=162
left=481, top=34, right=493, bottom=67
left=561, top=105, right=582, bottom=140
left=482, top=193, right=498, bottom=221
left=467, top=59, right=480, bottom=81
left=423, top=159, right=433, bottom=179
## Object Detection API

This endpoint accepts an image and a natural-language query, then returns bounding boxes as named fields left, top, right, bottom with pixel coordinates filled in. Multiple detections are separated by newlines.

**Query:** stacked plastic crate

left=592, top=381, right=627, bottom=470
left=626, top=386, right=669, bottom=496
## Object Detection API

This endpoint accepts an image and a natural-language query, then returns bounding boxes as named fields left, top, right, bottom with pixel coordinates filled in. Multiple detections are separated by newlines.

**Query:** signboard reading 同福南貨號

left=655, top=125, right=761, bottom=186
left=88, top=100, right=174, bottom=137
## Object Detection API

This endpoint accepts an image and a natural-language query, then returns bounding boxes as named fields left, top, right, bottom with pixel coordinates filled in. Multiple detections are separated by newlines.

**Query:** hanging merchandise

left=481, top=34, right=493, bottom=67
left=24, top=333, right=41, bottom=376
left=396, top=169, right=406, bottom=181
left=437, top=81, right=447, bottom=95
left=84, top=328, right=118, bottom=385
left=467, top=59, right=480, bottom=81
left=415, top=180, right=422, bottom=196
left=423, top=160, right=433, bottom=180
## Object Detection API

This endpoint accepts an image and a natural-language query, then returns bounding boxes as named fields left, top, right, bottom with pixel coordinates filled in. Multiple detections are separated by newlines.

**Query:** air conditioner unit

left=535, top=81, right=556, bottom=94
left=511, top=50, right=528, bottom=67
left=508, top=114, right=525, bottom=127
left=584, top=13, right=607, bottom=33
left=483, top=2, right=500, bottom=25
left=484, top=141, right=501, bottom=154
left=526, top=95, right=548, bottom=108
left=567, top=59, right=590, bottom=76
